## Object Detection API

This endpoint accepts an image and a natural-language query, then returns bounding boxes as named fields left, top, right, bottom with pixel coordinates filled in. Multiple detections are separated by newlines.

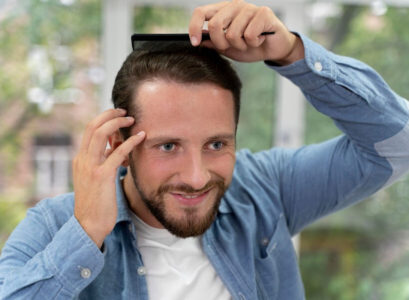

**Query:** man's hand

left=189, top=0, right=305, bottom=65
left=73, top=109, right=145, bottom=248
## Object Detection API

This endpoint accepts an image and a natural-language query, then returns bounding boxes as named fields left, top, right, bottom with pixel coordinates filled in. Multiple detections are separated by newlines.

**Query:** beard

left=128, top=157, right=227, bottom=238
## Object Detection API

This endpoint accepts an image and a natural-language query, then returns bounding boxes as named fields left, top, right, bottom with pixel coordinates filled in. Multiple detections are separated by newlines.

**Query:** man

left=1, top=1, right=409, bottom=299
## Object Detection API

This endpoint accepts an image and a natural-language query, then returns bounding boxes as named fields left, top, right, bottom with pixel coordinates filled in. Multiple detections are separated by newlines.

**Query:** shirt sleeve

left=264, top=34, right=409, bottom=235
left=0, top=198, right=105, bottom=299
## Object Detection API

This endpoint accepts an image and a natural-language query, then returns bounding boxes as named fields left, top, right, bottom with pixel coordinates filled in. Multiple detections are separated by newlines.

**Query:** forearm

left=269, top=33, right=409, bottom=160
left=265, top=34, right=409, bottom=233
left=0, top=204, right=104, bottom=299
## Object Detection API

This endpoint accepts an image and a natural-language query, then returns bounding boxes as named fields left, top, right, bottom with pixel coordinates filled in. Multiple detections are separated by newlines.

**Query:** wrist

left=270, top=34, right=305, bottom=66
left=75, top=215, right=110, bottom=248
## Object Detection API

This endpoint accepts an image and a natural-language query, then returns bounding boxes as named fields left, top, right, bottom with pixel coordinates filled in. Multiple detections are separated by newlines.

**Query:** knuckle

left=225, top=30, right=237, bottom=41
left=193, top=6, right=204, bottom=16
left=115, top=144, right=130, bottom=157
left=207, top=20, right=221, bottom=31
left=107, top=108, right=116, bottom=114
left=247, top=39, right=259, bottom=48
left=86, top=121, right=97, bottom=132
left=114, top=117, right=124, bottom=127
left=243, top=30, right=255, bottom=41
left=245, top=6, right=257, bottom=17
left=94, top=128, right=106, bottom=140
left=259, top=6, right=272, bottom=15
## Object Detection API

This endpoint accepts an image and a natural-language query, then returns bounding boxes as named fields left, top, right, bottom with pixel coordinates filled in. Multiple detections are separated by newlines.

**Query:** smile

left=170, top=189, right=212, bottom=206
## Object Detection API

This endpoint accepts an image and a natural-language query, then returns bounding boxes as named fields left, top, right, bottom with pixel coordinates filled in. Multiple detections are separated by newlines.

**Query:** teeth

left=182, top=194, right=199, bottom=199
left=173, top=190, right=210, bottom=199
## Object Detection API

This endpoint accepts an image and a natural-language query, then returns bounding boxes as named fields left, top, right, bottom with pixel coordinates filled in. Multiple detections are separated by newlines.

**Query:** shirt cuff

left=265, top=33, right=339, bottom=90
left=43, top=216, right=105, bottom=295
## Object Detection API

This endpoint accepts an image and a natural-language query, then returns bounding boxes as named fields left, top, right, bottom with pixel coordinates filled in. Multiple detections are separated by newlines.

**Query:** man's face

left=126, top=79, right=236, bottom=238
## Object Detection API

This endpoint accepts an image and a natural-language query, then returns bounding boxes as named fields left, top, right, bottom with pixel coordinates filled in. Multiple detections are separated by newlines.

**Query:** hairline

left=123, top=76, right=238, bottom=138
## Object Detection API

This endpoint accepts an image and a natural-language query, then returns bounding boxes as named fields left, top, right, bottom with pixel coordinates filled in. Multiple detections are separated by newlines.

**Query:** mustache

left=157, top=179, right=225, bottom=195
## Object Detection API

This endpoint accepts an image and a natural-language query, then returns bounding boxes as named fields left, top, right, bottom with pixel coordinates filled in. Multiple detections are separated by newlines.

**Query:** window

left=34, top=135, right=72, bottom=199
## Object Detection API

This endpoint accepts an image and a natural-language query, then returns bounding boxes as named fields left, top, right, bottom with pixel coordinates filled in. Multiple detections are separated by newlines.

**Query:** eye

left=208, top=141, right=224, bottom=151
left=159, top=143, right=176, bottom=152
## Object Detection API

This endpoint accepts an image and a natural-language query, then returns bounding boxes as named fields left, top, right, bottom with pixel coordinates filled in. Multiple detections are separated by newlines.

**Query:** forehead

left=132, top=79, right=236, bottom=135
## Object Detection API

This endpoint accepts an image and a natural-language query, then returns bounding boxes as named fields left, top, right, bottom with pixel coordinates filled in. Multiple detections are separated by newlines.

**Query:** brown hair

left=111, top=42, right=242, bottom=138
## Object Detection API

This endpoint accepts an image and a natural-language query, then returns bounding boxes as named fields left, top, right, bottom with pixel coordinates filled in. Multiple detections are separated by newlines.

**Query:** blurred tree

left=0, top=197, right=26, bottom=249
left=0, top=0, right=101, bottom=169
left=302, top=5, right=409, bottom=299
left=0, top=0, right=101, bottom=247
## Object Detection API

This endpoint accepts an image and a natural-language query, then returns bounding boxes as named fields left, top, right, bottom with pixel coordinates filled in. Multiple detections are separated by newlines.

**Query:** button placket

left=137, top=266, right=146, bottom=276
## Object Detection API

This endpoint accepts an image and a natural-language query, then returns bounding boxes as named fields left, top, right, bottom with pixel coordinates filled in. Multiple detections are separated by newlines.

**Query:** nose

left=178, top=151, right=211, bottom=190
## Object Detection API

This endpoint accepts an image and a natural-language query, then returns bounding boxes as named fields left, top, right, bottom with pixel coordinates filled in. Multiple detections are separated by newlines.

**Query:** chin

left=161, top=200, right=220, bottom=238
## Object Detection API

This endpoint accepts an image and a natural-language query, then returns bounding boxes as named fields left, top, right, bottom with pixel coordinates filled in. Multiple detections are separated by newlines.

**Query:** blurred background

left=1, top=0, right=409, bottom=299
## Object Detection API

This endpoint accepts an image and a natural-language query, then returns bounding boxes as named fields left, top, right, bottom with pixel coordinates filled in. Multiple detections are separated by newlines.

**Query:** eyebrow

left=206, top=134, right=236, bottom=142
left=144, top=133, right=235, bottom=147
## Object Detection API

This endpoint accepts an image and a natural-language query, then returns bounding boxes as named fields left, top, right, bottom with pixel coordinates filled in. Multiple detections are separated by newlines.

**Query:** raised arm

left=0, top=109, right=145, bottom=299
left=267, top=35, right=409, bottom=234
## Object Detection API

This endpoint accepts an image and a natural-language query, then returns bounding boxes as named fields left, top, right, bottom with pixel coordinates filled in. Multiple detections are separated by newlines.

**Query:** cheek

left=208, top=152, right=236, bottom=183
left=133, top=150, right=176, bottom=183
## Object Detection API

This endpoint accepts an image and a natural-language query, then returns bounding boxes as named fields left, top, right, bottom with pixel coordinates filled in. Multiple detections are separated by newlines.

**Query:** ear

left=108, top=130, right=130, bottom=167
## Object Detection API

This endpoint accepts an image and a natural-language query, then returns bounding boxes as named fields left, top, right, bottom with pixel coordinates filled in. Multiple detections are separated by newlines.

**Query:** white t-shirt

left=131, top=213, right=232, bottom=300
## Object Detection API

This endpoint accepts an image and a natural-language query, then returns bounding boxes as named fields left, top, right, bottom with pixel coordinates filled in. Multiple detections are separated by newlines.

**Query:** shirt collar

left=115, top=166, right=133, bottom=223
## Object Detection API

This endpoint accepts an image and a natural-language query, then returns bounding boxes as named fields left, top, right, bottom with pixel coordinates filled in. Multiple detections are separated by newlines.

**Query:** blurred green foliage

left=336, top=7, right=409, bottom=98
left=235, top=61, right=276, bottom=151
left=134, top=5, right=189, bottom=32
left=301, top=6, right=409, bottom=300
left=0, top=198, right=27, bottom=249
left=0, top=0, right=101, bottom=249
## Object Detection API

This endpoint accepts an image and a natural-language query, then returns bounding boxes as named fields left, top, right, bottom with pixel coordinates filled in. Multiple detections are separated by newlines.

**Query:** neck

left=123, top=169, right=164, bottom=229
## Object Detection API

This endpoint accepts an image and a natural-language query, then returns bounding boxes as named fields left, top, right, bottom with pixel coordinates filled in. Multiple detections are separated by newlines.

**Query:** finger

left=80, top=108, right=127, bottom=154
left=207, top=3, right=247, bottom=51
left=87, top=116, right=135, bottom=164
left=104, top=131, right=146, bottom=170
left=189, top=2, right=229, bottom=46
left=225, top=5, right=257, bottom=51
left=104, top=147, right=114, bottom=158
left=244, top=7, right=276, bottom=48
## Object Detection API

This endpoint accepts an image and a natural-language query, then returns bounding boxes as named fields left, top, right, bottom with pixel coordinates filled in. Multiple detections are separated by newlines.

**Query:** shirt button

left=314, top=61, right=323, bottom=72
left=137, top=266, right=146, bottom=276
left=261, top=238, right=269, bottom=247
left=80, top=268, right=91, bottom=279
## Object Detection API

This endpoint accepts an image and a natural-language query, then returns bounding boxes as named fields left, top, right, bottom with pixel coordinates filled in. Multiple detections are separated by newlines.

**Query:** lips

left=170, top=189, right=211, bottom=206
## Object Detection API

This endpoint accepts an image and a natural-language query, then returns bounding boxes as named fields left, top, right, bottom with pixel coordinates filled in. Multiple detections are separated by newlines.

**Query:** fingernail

left=190, top=36, right=199, bottom=46
left=137, top=131, right=145, bottom=136
left=117, top=108, right=126, bottom=114
left=126, top=116, right=134, bottom=122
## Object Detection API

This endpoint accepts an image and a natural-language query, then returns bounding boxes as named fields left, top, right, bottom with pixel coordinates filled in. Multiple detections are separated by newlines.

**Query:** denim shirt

left=1, top=34, right=409, bottom=300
